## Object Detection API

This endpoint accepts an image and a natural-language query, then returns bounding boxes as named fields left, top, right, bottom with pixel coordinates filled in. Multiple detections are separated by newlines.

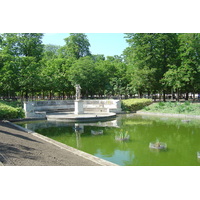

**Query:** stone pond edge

left=136, top=111, right=200, bottom=119
left=3, top=120, right=118, bottom=166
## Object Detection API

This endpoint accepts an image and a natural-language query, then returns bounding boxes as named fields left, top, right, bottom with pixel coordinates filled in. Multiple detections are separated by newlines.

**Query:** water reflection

left=16, top=114, right=200, bottom=166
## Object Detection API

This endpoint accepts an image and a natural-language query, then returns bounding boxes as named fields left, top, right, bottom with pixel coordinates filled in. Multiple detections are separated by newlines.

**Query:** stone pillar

left=74, top=100, right=84, bottom=114
left=24, top=101, right=35, bottom=118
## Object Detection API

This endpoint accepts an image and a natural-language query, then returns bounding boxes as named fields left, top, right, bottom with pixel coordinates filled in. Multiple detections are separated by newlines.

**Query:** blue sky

left=42, top=33, right=129, bottom=57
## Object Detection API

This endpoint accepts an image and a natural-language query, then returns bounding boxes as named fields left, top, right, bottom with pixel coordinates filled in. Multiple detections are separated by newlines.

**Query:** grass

left=141, top=101, right=200, bottom=115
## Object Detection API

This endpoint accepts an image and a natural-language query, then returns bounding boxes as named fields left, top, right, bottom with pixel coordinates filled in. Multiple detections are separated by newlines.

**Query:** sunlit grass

left=142, top=101, right=200, bottom=115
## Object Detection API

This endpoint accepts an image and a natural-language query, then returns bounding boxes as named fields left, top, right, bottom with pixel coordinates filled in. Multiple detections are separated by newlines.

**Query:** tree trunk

left=159, top=93, right=161, bottom=101
left=177, top=89, right=179, bottom=102
left=148, top=91, right=150, bottom=99
left=63, top=91, right=65, bottom=100
left=163, top=90, right=166, bottom=102
left=185, top=92, right=189, bottom=101
left=171, top=89, right=174, bottom=101
left=49, top=91, right=52, bottom=100
left=25, top=91, right=28, bottom=101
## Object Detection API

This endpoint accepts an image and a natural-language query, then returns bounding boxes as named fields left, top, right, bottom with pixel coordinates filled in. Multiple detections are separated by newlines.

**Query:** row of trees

left=0, top=33, right=200, bottom=101
left=124, top=33, right=200, bottom=101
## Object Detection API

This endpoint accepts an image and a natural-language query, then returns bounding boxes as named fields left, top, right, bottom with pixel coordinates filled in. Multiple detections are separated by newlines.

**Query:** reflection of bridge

left=24, top=119, right=120, bottom=132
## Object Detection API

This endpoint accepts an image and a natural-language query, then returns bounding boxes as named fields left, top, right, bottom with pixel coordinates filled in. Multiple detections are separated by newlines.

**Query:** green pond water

left=16, top=114, right=200, bottom=166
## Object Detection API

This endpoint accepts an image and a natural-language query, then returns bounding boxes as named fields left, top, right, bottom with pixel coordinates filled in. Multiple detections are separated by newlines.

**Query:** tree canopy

left=1, top=33, right=200, bottom=101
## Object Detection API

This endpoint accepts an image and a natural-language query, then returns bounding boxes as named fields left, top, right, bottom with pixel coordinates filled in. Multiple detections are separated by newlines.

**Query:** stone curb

left=6, top=121, right=118, bottom=166
left=136, top=111, right=200, bottom=119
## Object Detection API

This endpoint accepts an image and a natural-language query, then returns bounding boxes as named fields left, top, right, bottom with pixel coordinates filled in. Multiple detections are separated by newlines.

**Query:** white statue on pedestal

left=74, top=84, right=84, bottom=114
left=75, top=84, right=81, bottom=100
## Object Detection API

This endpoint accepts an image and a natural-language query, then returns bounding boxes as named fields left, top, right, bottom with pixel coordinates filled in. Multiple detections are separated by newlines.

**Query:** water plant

left=149, top=138, right=167, bottom=150
left=91, top=130, right=103, bottom=135
left=115, top=129, right=130, bottom=141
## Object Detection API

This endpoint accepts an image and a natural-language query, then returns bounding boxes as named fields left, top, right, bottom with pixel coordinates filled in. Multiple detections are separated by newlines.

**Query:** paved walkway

left=0, top=121, right=117, bottom=166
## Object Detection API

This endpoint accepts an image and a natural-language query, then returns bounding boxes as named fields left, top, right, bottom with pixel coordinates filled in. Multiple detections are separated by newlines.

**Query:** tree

left=17, top=33, right=44, bottom=61
left=18, top=57, right=41, bottom=99
left=60, top=33, right=91, bottom=59
left=161, top=34, right=200, bottom=101
left=178, top=33, right=200, bottom=98
left=162, top=65, right=186, bottom=101
left=43, top=44, right=61, bottom=60
left=91, top=54, right=105, bottom=62
left=124, top=33, right=179, bottom=100
left=0, top=33, right=19, bottom=56
left=128, top=66, right=157, bottom=98
left=0, top=33, right=44, bottom=99
left=0, top=55, right=19, bottom=98
left=69, top=56, right=97, bottom=97
left=95, top=58, right=118, bottom=97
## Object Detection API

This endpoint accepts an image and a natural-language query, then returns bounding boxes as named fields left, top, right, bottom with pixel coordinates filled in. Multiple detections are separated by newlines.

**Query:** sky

left=42, top=33, right=129, bottom=57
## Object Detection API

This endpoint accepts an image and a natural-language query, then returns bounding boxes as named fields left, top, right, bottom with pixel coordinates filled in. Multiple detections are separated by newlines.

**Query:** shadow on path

left=0, top=130, right=42, bottom=143
left=0, top=142, right=39, bottom=165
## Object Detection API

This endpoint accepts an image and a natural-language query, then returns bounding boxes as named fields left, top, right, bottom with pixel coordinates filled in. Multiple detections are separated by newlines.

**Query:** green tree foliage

left=178, top=33, right=200, bottom=93
left=60, top=33, right=91, bottom=59
left=17, top=33, right=44, bottom=61
left=124, top=33, right=179, bottom=98
left=162, top=33, right=200, bottom=100
left=0, top=33, right=44, bottom=99
left=1, top=33, right=200, bottom=101
left=69, top=56, right=98, bottom=97
left=40, top=57, right=74, bottom=98
left=43, top=44, right=61, bottom=60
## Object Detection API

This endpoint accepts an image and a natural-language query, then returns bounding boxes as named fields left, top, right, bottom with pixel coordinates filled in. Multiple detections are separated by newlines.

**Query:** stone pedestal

left=74, top=100, right=84, bottom=114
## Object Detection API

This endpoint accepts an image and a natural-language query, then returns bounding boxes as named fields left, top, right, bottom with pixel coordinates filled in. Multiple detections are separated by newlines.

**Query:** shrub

left=186, top=106, right=194, bottom=112
left=176, top=104, right=186, bottom=113
left=184, top=101, right=191, bottom=106
left=165, top=101, right=173, bottom=108
left=0, top=101, right=24, bottom=120
left=121, top=98, right=152, bottom=112
left=144, top=106, right=151, bottom=111
left=142, top=101, right=198, bottom=115
left=158, top=102, right=165, bottom=107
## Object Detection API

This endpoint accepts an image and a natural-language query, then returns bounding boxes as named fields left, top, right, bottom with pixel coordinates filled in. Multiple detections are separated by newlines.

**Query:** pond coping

left=136, top=111, right=200, bottom=119
left=46, top=112, right=116, bottom=122
left=4, top=120, right=118, bottom=166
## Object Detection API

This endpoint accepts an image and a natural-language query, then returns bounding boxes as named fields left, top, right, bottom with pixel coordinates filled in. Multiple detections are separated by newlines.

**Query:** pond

left=16, top=114, right=200, bottom=166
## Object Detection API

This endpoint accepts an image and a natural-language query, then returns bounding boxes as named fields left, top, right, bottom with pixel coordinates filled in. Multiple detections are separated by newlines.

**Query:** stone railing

left=83, top=100, right=121, bottom=113
left=24, top=100, right=122, bottom=118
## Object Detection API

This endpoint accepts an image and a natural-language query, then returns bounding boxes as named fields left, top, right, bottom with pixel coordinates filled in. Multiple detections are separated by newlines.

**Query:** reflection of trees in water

left=25, top=114, right=200, bottom=165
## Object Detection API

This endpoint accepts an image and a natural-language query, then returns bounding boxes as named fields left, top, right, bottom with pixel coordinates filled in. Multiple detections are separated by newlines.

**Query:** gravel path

left=0, top=121, right=116, bottom=166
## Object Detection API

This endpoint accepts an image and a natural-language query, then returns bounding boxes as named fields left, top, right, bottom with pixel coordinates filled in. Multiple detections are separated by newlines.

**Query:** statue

left=75, top=84, right=81, bottom=100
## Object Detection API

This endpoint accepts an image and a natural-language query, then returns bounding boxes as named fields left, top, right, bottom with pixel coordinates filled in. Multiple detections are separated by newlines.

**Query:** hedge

left=121, top=98, right=152, bottom=112
left=0, top=101, right=24, bottom=120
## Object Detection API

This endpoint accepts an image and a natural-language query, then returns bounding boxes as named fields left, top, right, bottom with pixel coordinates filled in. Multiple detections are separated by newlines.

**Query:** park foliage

left=121, top=98, right=152, bottom=112
left=142, top=101, right=200, bottom=115
left=0, top=33, right=200, bottom=101
left=0, top=100, right=24, bottom=120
